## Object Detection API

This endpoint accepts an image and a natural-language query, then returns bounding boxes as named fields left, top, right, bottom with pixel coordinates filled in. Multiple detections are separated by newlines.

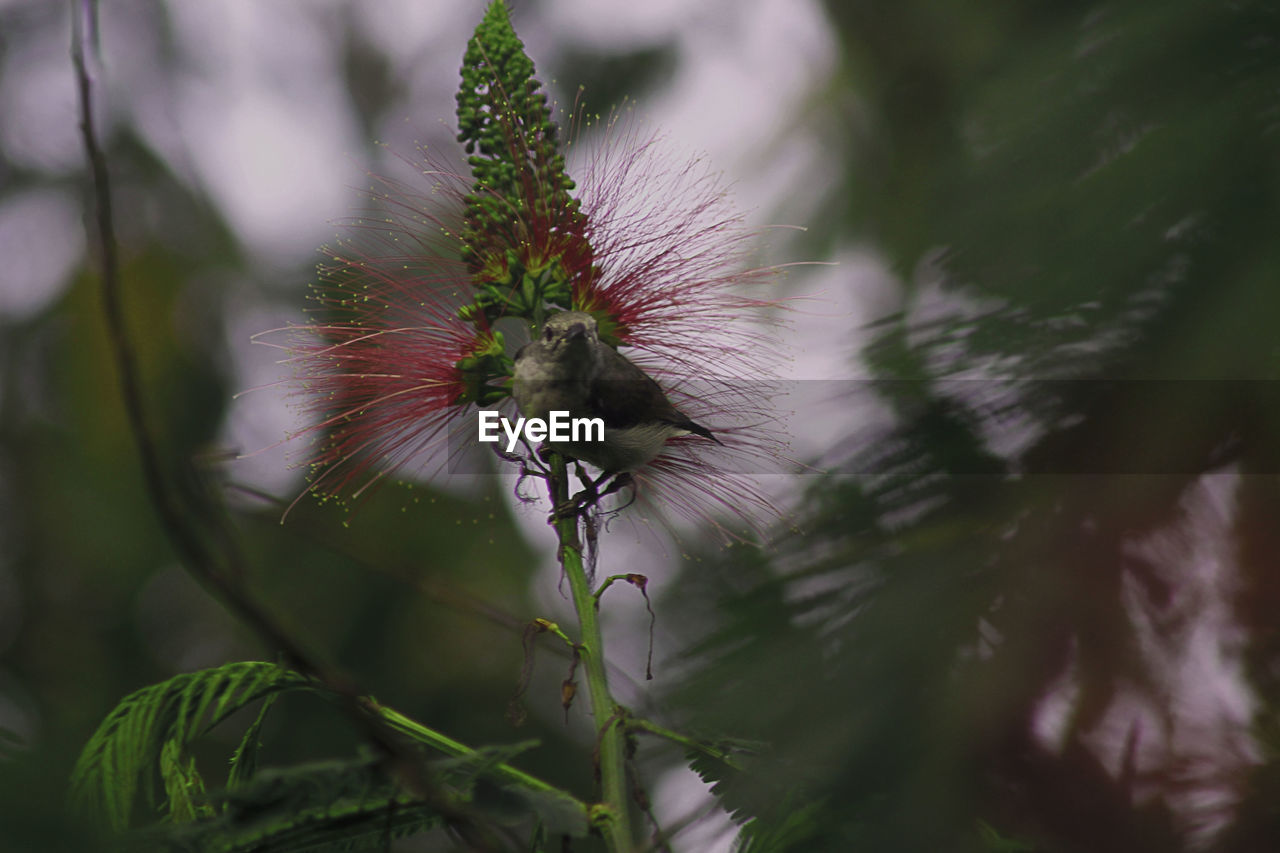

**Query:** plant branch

left=548, top=453, right=634, bottom=851
left=374, top=703, right=589, bottom=822
left=627, top=718, right=746, bottom=772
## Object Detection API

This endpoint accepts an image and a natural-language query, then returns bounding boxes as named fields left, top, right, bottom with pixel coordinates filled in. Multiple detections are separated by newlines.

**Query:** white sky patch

left=0, top=12, right=82, bottom=173
left=347, top=4, right=480, bottom=159
left=221, top=302, right=307, bottom=499
left=177, top=88, right=360, bottom=261
left=542, top=0, right=694, bottom=49
left=1117, top=470, right=1257, bottom=847
left=351, top=0, right=475, bottom=69
left=536, top=0, right=837, bottom=222
left=0, top=189, right=83, bottom=321
left=651, top=765, right=738, bottom=853
left=1033, top=471, right=1257, bottom=850
left=642, top=0, right=835, bottom=218
left=774, top=248, right=901, bottom=462
left=164, top=0, right=364, bottom=265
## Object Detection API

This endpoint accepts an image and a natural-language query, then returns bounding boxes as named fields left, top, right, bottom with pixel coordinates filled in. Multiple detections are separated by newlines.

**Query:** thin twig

left=594, top=574, right=656, bottom=680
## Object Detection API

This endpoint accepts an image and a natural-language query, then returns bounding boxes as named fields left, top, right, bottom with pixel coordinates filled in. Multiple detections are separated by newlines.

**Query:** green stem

left=549, top=453, right=633, bottom=851
left=628, top=717, right=747, bottom=772
left=593, top=574, right=634, bottom=601
left=373, top=702, right=587, bottom=817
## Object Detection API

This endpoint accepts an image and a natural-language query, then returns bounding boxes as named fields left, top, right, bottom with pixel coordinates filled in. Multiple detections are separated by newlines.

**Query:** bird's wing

left=592, top=347, right=717, bottom=441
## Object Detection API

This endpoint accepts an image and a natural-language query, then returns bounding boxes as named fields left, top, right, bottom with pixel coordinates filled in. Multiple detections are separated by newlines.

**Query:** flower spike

left=455, top=0, right=595, bottom=327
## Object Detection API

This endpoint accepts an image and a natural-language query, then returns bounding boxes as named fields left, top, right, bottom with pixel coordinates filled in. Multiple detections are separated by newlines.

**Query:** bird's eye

left=543, top=327, right=553, bottom=340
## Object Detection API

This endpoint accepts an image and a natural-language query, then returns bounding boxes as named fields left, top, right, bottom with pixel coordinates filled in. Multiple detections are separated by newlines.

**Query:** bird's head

left=536, top=311, right=601, bottom=357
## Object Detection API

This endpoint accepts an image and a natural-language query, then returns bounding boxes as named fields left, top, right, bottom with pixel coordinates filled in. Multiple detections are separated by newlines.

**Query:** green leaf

left=70, top=661, right=316, bottom=830
left=138, top=754, right=438, bottom=853
left=72, top=661, right=589, bottom=845
left=228, top=692, right=278, bottom=790
left=160, top=739, right=215, bottom=824
left=684, top=736, right=767, bottom=823
left=734, top=795, right=825, bottom=853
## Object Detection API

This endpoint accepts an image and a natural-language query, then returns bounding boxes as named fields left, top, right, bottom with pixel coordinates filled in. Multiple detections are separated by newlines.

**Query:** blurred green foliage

left=665, top=1, right=1280, bottom=851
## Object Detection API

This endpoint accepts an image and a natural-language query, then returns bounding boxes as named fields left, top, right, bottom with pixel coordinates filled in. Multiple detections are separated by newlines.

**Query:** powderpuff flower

left=267, top=220, right=509, bottom=507
left=270, top=0, right=794, bottom=536
left=572, top=119, right=782, bottom=372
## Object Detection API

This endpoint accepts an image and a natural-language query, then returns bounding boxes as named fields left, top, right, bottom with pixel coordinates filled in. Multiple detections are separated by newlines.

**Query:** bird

left=512, top=311, right=719, bottom=479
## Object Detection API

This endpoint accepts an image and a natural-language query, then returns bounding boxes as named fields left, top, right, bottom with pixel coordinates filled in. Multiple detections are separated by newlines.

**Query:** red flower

left=276, top=200, right=496, bottom=507
left=572, top=120, right=781, bottom=371
left=273, top=126, right=794, bottom=536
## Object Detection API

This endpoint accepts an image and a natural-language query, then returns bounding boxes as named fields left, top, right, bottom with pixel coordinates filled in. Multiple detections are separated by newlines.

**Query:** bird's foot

left=546, top=471, right=635, bottom=523
left=595, top=472, right=635, bottom=507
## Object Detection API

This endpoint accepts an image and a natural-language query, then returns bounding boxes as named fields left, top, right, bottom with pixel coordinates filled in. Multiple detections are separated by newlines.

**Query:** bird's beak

left=566, top=322, right=587, bottom=340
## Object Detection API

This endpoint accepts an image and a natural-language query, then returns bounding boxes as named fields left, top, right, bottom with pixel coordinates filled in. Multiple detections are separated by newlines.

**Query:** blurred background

left=2, top=0, right=1279, bottom=851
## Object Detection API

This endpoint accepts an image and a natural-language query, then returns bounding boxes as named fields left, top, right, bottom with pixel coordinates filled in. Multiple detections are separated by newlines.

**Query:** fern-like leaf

left=136, top=754, right=438, bottom=853
left=73, top=661, right=590, bottom=846
left=684, top=736, right=768, bottom=825
left=160, top=739, right=215, bottom=824
left=733, top=795, right=825, bottom=853
left=228, top=692, right=278, bottom=790
left=70, top=661, right=316, bottom=829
